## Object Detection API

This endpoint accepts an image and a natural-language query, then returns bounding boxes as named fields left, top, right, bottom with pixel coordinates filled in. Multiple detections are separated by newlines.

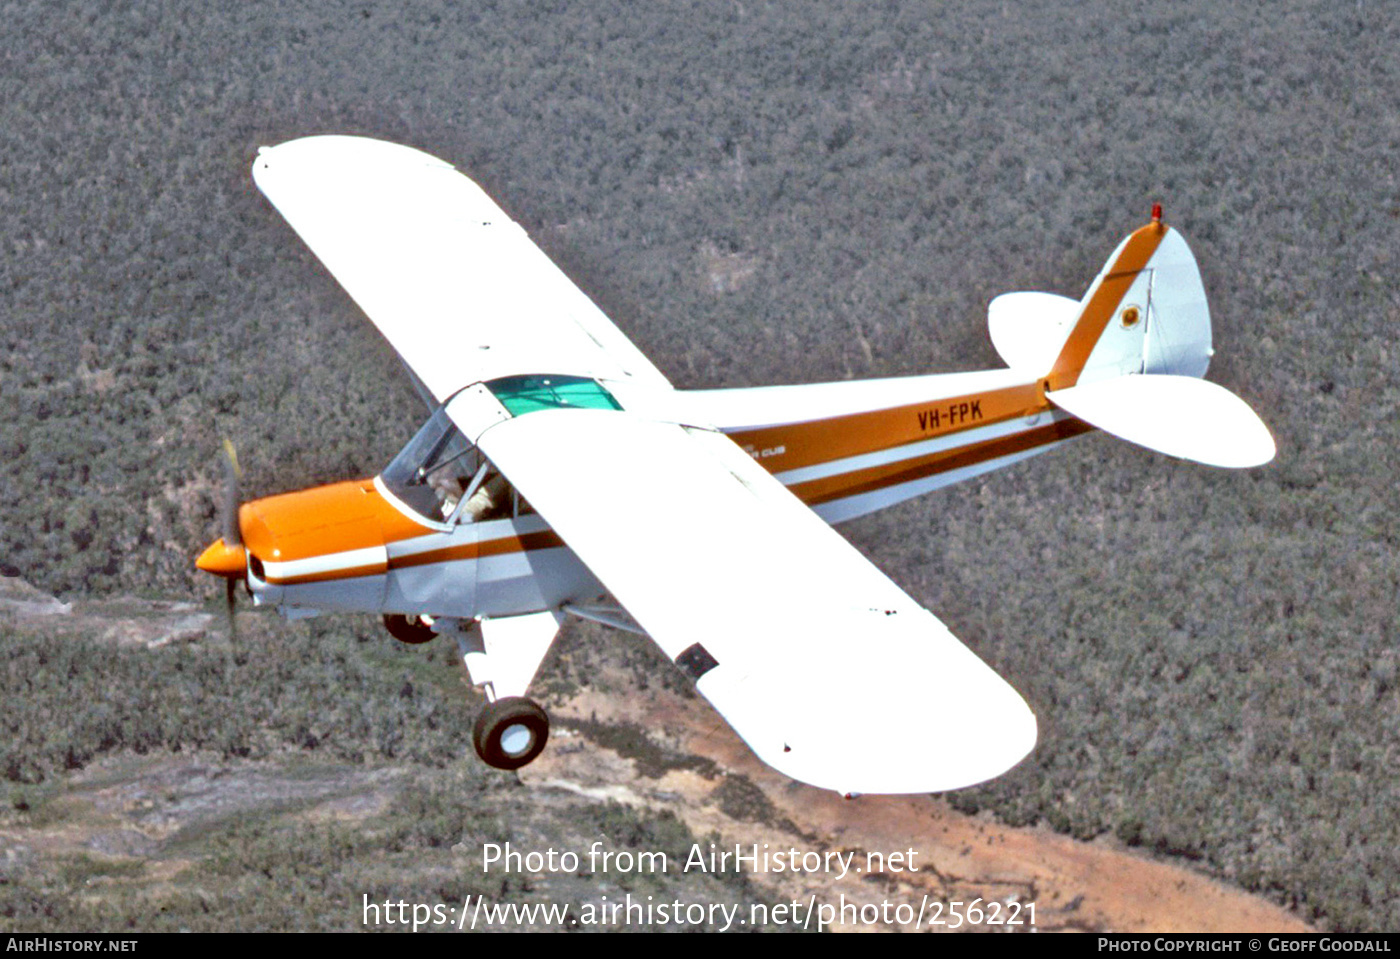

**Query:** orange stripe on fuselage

left=791, top=417, right=1092, bottom=506
left=1047, top=221, right=1165, bottom=391
left=726, top=381, right=1048, bottom=474
left=265, top=528, right=569, bottom=586
left=386, top=529, right=567, bottom=573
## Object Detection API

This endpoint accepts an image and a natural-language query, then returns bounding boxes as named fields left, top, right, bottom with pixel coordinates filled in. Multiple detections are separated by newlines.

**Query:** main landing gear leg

left=435, top=613, right=563, bottom=772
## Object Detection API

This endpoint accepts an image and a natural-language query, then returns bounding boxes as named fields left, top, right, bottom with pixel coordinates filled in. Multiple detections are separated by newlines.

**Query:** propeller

left=219, top=439, right=243, bottom=657
left=219, top=438, right=242, bottom=549
left=196, top=439, right=249, bottom=660
left=224, top=575, right=241, bottom=650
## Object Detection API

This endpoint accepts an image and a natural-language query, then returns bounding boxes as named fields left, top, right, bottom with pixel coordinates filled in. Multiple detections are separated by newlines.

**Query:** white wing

left=252, top=136, right=672, bottom=401
left=463, top=403, right=1037, bottom=795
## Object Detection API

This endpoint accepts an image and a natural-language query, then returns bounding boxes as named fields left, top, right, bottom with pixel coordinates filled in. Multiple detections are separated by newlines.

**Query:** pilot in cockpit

left=463, top=471, right=511, bottom=522
left=433, top=469, right=511, bottom=523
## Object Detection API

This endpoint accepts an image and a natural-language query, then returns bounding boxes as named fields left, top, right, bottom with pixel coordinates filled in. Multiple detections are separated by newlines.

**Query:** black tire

left=472, top=697, right=549, bottom=770
left=383, top=613, right=436, bottom=645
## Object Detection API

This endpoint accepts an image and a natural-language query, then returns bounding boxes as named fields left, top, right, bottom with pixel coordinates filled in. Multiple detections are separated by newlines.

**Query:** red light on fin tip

left=1151, top=202, right=1163, bottom=223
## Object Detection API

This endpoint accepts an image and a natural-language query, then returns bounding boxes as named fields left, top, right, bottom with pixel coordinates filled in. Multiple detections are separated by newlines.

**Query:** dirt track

left=526, top=684, right=1310, bottom=933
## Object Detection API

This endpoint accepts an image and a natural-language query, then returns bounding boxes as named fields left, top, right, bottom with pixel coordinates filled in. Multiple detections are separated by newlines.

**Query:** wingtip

left=767, top=688, right=1038, bottom=796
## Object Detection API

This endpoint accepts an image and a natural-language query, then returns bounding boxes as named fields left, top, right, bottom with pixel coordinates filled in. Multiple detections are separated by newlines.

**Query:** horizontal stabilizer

left=987, top=291, right=1079, bottom=372
left=1047, top=374, right=1275, bottom=468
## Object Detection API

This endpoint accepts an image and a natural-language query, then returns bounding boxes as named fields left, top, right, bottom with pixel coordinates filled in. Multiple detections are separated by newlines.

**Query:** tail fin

left=1048, top=209, right=1212, bottom=389
left=988, top=211, right=1212, bottom=385
left=991, top=208, right=1274, bottom=468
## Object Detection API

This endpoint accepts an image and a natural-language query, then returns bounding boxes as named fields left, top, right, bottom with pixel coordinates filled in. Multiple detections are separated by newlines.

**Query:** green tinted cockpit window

left=486, top=375, right=622, bottom=416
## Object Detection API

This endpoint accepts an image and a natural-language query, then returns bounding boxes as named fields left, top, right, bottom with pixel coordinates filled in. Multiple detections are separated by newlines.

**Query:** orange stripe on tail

left=1046, top=220, right=1166, bottom=391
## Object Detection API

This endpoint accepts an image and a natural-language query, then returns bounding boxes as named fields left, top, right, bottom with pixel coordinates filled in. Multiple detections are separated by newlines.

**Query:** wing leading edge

left=252, top=136, right=672, bottom=401
left=470, top=407, right=1037, bottom=795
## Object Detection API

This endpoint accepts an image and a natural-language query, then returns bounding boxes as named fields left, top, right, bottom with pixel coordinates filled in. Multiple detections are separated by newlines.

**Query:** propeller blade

left=219, top=438, right=243, bottom=548
left=224, top=575, right=245, bottom=665
left=225, top=575, right=238, bottom=634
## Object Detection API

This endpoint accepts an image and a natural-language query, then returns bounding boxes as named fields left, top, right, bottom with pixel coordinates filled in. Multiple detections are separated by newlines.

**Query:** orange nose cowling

left=197, top=538, right=248, bottom=578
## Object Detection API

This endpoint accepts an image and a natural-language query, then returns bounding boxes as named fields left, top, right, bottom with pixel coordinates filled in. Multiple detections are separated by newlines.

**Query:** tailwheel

left=473, top=697, right=549, bottom=770
left=383, top=613, right=436, bottom=645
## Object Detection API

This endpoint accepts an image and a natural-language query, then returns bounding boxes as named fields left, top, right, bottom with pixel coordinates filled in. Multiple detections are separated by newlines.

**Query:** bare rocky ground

left=0, top=576, right=213, bottom=651
left=2, top=755, right=406, bottom=875
left=0, top=581, right=1309, bottom=933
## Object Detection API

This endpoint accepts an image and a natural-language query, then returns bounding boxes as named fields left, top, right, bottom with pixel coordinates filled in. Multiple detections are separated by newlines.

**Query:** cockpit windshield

left=381, top=408, right=492, bottom=524
left=383, top=376, right=615, bottom=525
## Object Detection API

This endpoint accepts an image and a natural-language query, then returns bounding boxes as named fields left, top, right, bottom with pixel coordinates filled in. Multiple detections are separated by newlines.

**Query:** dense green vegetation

left=0, top=619, right=777, bottom=931
left=0, top=616, right=470, bottom=785
left=2, top=0, right=1395, bottom=931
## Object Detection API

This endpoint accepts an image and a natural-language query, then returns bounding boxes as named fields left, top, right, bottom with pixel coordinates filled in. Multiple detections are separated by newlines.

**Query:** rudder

left=1047, top=207, right=1212, bottom=391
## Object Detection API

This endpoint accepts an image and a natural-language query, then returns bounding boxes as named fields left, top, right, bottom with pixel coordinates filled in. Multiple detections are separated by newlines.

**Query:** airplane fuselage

left=237, top=368, right=1089, bottom=619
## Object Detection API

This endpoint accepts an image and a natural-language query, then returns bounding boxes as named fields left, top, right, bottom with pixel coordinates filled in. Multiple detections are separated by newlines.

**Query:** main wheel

left=383, top=613, right=435, bottom=645
left=473, top=697, right=549, bottom=770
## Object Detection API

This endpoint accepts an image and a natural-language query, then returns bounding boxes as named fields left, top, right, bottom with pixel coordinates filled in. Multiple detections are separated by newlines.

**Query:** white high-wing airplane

left=197, top=136, right=1275, bottom=797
